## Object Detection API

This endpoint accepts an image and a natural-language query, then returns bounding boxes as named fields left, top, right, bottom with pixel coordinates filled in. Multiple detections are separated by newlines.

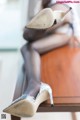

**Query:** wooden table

left=40, top=44, right=80, bottom=112
left=11, top=43, right=80, bottom=120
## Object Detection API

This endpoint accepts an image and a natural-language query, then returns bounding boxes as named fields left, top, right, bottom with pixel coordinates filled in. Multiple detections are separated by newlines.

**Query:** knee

left=23, top=27, right=33, bottom=42
left=55, top=24, right=73, bottom=38
left=23, top=27, right=37, bottom=42
left=23, top=27, right=31, bottom=41
left=20, top=43, right=29, bottom=54
left=20, top=42, right=35, bottom=54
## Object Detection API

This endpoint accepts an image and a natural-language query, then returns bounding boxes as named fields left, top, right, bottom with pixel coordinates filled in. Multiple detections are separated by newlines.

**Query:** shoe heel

left=48, top=86, right=54, bottom=106
left=40, top=82, right=54, bottom=107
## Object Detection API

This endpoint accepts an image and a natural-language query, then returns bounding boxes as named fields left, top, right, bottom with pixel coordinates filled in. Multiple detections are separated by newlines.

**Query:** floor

left=0, top=51, right=80, bottom=120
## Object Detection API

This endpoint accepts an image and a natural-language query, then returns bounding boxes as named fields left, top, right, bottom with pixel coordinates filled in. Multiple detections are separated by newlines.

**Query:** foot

left=24, top=80, right=41, bottom=98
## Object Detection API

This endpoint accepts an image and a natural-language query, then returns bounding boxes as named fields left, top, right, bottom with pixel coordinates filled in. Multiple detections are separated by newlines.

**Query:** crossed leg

left=21, top=24, right=72, bottom=98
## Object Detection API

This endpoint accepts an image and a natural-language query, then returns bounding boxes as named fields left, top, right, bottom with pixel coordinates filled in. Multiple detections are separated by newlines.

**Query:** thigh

left=30, top=21, right=73, bottom=54
left=31, top=29, right=71, bottom=54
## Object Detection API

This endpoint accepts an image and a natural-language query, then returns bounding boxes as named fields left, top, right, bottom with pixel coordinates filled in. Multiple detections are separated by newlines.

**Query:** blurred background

left=0, top=0, right=80, bottom=120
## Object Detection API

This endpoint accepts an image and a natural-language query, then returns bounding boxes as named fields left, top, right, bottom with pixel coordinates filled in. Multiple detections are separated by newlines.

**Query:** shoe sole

left=27, top=8, right=54, bottom=29
left=3, top=91, right=50, bottom=117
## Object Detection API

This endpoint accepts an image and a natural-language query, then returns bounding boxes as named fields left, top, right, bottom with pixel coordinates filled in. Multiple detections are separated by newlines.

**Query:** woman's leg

left=21, top=44, right=41, bottom=98
left=21, top=24, right=72, bottom=98
left=31, top=33, right=71, bottom=54
left=21, top=64, right=28, bottom=94
left=31, top=23, right=72, bottom=54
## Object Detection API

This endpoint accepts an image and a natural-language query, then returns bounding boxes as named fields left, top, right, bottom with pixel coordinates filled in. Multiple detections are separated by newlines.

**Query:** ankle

left=29, top=78, right=41, bottom=85
left=25, top=79, right=41, bottom=97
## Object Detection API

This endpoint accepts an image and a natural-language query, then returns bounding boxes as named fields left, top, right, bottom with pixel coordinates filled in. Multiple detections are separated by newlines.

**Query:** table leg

left=11, top=115, right=21, bottom=120
left=71, top=112, right=77, bottom=120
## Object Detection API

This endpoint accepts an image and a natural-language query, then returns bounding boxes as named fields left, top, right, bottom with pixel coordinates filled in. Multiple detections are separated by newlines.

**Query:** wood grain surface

left=41, top=44, right=80, bottom=105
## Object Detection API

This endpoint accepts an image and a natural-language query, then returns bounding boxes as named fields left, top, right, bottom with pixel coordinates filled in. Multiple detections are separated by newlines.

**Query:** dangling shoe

left=26, top=7, right=72, bottom=29
left=3, top=82, right=53, bottom=117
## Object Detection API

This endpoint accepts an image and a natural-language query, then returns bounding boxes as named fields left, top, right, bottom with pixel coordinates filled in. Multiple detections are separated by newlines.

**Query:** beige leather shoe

left=3, top=82, right=53, bottom=117
left=27, top=7, right=72, bottom=29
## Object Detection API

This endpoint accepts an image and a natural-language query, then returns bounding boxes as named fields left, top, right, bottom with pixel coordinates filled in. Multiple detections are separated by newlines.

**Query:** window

left=0, top=0, right=22, bottom=49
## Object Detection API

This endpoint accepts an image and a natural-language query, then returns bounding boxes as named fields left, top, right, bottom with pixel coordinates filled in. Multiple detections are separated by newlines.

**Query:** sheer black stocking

left=21, top=43, right=41, bottom=98
left=21, top=26, right=72, bottom=98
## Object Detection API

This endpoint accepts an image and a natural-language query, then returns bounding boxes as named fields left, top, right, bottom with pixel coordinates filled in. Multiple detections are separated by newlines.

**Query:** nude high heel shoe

left=3, top=82, right=53, bottom=117
left=27, top=7, right=72, bottom=29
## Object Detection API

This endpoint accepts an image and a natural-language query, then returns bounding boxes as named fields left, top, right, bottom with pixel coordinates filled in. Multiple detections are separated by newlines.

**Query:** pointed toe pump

left=3, top=82, right=53, bottom=117
left=26, top=7, right=72, bottom=29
